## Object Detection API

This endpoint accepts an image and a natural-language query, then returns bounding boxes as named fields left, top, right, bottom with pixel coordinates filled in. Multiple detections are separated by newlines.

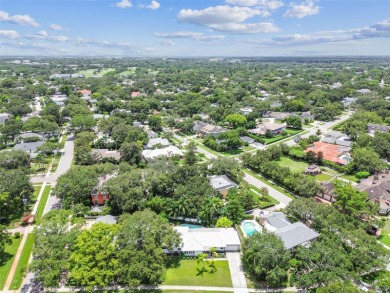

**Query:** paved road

left=31, top=135, right=74, bottom=185
left=226, top=252, right=248, bottom=293
left=244, top=173, right=292, bottom=207
left=284, top=112, right=353, bottom=146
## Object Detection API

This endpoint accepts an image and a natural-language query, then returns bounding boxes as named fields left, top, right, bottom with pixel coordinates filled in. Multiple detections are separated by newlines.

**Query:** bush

left=14, top=232, right=21, bottom=239
left=356, top=171, right=370, bottom=179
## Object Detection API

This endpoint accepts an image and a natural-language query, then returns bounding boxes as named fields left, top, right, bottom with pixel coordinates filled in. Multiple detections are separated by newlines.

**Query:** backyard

left=163, top=258, right=232, bottom=287
left=276, top=157, right=308, bottom=173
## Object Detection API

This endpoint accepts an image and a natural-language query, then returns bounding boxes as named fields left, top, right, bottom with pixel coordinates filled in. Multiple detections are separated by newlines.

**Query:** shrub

left=14, top=232, right=21, bottom=239
left=356, top=171, right=370, bottom=179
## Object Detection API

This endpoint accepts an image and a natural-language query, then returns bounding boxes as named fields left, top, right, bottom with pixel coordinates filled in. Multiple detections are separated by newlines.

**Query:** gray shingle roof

left=262, top=212, right=291, bottom=229
left=275, top=222, right=320, bottom=250
left=209, top=175, right=238, bottom=191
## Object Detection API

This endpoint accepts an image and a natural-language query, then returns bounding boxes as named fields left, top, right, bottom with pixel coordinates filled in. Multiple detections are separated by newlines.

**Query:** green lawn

left=341, top=174, right=360, bottom=183
left=315, top=173, right=333, bottom=182
left=379, top=220, right=390, bottom=247
left=263, top=129, right=306, bottom=145
left=0, top=237, right=22, bottom=290
left=276, top=157, right=308, bottom=173
left=163, top=259, right=232, bottom=287
left=118, top=67, right=137, bottom=76
left=242, top=145, right=256, bottom=152
left=79, top=68, right=115, bottom=77
left=243, top=169, right=295, bottom=199
left=250, top=185, right=280, bottom=209
left=35, top=185, right=52, bottom=220
left=320, top=167, right=339, bottom=176
left=9, top=233, right=35, bottom=290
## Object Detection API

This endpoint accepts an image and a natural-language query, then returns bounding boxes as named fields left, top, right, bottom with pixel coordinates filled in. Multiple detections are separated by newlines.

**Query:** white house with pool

left=167, top=226, right=241, bottom=256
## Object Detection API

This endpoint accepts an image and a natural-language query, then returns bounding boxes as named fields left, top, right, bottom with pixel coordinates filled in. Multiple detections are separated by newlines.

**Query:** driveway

left=226, top=252, right=248, bottom=293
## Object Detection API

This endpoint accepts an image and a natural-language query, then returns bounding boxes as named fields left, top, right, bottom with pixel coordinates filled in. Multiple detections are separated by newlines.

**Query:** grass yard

left=315, top=173, right=333, bottom=182
left=118, top=67, right=137, bottom=76
left=221, top=148, right=244, bottom=156
left=0, top=237, right=22, bottom=290
left=263, top=129, right=305, bottom=145
left=242, top=145, right=256, bottom=152
left=320, top=167, right=339, bottom=176
left=79, top=68, right=115, bottom=77
left=250, top=185, right=279, bottom=209
left=243, top=169, right=295, bottom=199
left=52, top=155, right=61, bottom=173
left=9, top=233, right=35, bottom=290
left=341, top=174, right=360, bottom=183
left=35, top=185, right=52, bottom=220
left=276, top=157, right=308, bottom=173
left=378, top=220, right=390, bottom=247
left=163, top=259, right=232, bottom=287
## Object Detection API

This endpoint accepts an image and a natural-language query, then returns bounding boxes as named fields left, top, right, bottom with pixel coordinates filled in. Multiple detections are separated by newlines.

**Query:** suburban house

left=50, top=93, right=68, bottom=106
left=94, top=215, right=117, bottom=225
left=367, top=124, right=390, bottom=134
left=144, top=138, right=170, bottom=149
left=321, top=131, right=352, bottom=147
left=298, top=111, right=315, bottom=122
left=305, top=164, right=321, bottom=176
left=146, top=129, right=158, bottom=139
left=132, top=121, right=144, bottom=128
left=356, top=89, right=372, bottom=95
left=342, top=97, right=357, bottom=108
left=0, top=113, right=10, bottom=124
left=169, top=226, right=241, bottom=256
left=356, top=170, right=390, bottom=215
left=316, top=182, right=336, bottom=203
left=13, top=141, right=45, bottom=158
left=193, top=121, right=228, bottom=137
left=263, top=111, right=290, bottom=120
left=142, top=145, right=184, bottom=161
left=78, top=89, right=91, bottom=101
left=93, top=114, right=109, bottom=120
left=91, top=174, right=115, bottom=206
left=260, top=212, right=320, bottom=250
left=93, top=149, right=121, bottom=161
left=305, top=142, right=351, bottom=165
left=240, top=107, right=253, bottom=116
left=209, top=175, right=238, bottom=196
left=240, top=136, right=255, bottom=144
left=248, top=122, right=286, bottom=136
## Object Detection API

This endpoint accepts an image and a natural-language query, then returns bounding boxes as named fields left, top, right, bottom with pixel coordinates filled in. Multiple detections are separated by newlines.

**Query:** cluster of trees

left=54, top=156, right=250, bottom=226
left=204, top=130, right=243, bottom=152
left=0, top=151, right=33, bottom=224
left=241, top=145, right=322, bottom=197
left=242, top=197, right=388, bottom=290
left=31, top=209, right=180, bottom=289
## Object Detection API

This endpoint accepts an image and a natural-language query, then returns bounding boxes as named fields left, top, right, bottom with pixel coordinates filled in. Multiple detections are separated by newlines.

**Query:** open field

left=163, top=259, right=232, bottom=287
left=276, top=157, right=308, bottom=173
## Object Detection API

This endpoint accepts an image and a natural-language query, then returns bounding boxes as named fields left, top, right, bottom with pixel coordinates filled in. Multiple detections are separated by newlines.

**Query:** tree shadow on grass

left=165, top=255, right=181, bottom=269
left=0, top=251, right=13, bottom=266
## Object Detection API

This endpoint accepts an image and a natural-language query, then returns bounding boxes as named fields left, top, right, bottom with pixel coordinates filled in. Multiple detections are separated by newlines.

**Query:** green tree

left=285, top=116, right=302, bottom=129
left=224, top=194, right=244, bottom=224
left=0, top=224, right=11, bottom=255
left=242, top=232, right=290, bottom=285
left=184, top=141, right=197, bottom=165
left=71, top=115, right=96, bottom=133
left=198, top=196, right=223, bottom=227
left=117, top=210, right=180, bottom=286
left=351, top=147, right=385, bottom=174
left=0, top=150, right=30, bottom=169
left=225, top=114, right=247, bottom=128
left=316, top=281, right=362, bottom=293
left=68, top=223, right=120, bottom=288
left=215, top=216, right=233, bottom=228
left=120, top=142, right=142, bottom=165
left=147, top=115, right=162, bottom=131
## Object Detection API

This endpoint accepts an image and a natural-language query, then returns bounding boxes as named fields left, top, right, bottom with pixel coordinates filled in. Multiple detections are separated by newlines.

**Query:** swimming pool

left=180, top=224, right=203, bottom=229
left=243, top=222, right=258, bottom=236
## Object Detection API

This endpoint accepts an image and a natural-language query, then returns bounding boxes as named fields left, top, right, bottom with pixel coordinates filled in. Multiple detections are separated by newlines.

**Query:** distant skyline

left=1, top=0, right=390, bottom=56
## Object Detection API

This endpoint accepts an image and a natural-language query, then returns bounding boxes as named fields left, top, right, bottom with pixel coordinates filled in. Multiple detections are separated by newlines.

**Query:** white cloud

left=209, top=22, right=280, bottom=34
left=225, top=0, right=284, bottom=10
left=147, top=1, right=160, bottom=10
left=50, top=24, right=67, bottom=31
left=177, top=5, right=277, bottom=34
left=0, top=11, right=39, bottom=27
left=284, top=0, right=320, bottom=18
left=159, top=39, right=175, bottom=46
left=36, top=30, right=48, bottom=37
left=178, top=6, right=264, bottom=25
left=154, top=31, right=225, bottom=41
left=116, top=0, right=132, bottom=8
left=74, top=37, right=155, bottom=54
left=247, top=19, right=390, bottom=47
left=0, top=30, right=20, bottom=39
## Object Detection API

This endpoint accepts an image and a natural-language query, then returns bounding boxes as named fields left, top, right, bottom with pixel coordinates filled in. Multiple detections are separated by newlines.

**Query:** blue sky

left=0, top=0, right=390, bottom=56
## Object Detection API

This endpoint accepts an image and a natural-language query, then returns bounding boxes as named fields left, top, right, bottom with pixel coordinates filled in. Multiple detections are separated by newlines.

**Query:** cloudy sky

left=1, top=0, right=390, bottom=56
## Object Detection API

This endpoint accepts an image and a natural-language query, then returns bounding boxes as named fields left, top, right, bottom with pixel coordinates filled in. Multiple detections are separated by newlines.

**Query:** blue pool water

left=180, top=224, right=203, bottom=229
left=243, top=222, right=258, bottom=236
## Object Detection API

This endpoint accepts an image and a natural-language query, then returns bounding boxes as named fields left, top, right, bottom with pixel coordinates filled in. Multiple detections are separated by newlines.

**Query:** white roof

left=142, top=145, right=183, bottom=160
left=174, top=227, right=240, bottom=251
left=145, top=138, right=170, bottom=149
